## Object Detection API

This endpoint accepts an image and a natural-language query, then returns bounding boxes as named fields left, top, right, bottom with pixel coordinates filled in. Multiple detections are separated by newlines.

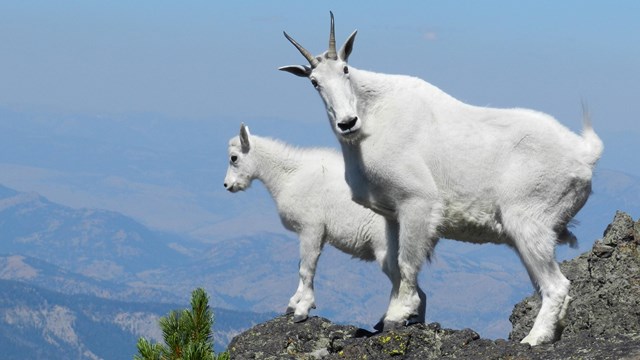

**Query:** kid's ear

left=279, top=65, right=312, bottom=77
left=239, top=123, right=251, bottom=152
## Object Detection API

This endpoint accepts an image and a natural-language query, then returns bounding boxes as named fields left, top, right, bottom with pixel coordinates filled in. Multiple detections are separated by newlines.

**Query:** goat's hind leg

left=507, top=216, right=571, bottom=345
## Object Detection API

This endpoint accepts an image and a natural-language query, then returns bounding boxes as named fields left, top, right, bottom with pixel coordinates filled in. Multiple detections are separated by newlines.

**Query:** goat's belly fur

left=439, top=200, right=507, bottom=244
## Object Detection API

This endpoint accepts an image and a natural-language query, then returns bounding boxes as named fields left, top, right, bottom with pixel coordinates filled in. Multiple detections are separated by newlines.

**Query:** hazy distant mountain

left=0, top=183, right=200, bottom=284
left=0, top=184, right=274, bottom=356
left=0, top=279, right=272, bottom=359
left=0, top=253, right=177, bottom=305
left=0, top=279, right=172, bottom=360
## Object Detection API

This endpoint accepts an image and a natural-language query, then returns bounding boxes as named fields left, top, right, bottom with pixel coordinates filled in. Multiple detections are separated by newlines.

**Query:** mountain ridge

left=0, top=277, right=274, bottom=358
left=0, top=184, right=275, bottom=357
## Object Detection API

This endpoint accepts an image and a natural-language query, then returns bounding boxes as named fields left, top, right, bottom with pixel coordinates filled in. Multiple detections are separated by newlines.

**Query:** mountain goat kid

left=223, top=124, right=426, bottom=324
left=279, top=13, right=604, bottom=345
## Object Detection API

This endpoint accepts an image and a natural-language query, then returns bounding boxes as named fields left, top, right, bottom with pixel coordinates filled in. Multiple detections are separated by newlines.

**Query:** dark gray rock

left=229, top=212, right=640, bottom=359
left=602, top=211, right=635, bottom=246
left=227, top=315, right=361, bottom=359
left=510, top=211, right=640, bottom=342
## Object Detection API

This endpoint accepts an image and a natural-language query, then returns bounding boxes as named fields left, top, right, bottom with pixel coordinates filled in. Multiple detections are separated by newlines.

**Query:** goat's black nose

left=223, top=183, right=228, bottom=188
left=337, top=116, right=358, bottom=131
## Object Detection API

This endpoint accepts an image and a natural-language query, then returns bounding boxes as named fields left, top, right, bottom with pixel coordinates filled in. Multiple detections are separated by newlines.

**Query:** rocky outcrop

left=228, top=211, right=640, bottom=359
left=510, top=211, right=640, bottom=342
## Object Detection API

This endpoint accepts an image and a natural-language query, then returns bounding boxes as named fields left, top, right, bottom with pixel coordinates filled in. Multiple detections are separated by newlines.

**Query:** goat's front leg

left=286, top=228, right=324, bottom=323
left=374, top=218, right=426, bottom=330
left=383, top=198, right=439, bottom=329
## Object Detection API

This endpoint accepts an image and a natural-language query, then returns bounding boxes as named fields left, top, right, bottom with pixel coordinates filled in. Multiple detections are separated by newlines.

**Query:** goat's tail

left=580, top=105, right=604, bottom=167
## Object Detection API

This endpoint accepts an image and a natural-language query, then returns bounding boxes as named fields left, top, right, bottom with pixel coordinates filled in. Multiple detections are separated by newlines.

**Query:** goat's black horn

left=283, top=31, right=319, bottom=68
left=327, top=11, right=337, bottom=60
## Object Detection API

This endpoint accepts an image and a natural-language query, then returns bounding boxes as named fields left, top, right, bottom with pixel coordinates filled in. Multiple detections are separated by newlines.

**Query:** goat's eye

left=230, top=155, right=238, bottom=163
left=310, top=79, right=319, bottom=88
left=343, top=66, right=349, bottom=74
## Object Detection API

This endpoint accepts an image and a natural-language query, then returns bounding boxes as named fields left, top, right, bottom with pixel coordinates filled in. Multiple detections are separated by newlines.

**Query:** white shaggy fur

left=280, top=13, right=603, bottom=345
left=224, top=124, right=426, bottom=324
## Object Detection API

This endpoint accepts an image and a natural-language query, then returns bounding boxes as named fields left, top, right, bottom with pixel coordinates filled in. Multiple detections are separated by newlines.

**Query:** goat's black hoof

left=374, top=319, right=405, bottom=332
left=293, top=314, right=308, bottom=323
left=384, top=320, right=405, bottom=331
left=373, top=319, right=385, bottom=332
left=406, top=315, right=422, bottom=326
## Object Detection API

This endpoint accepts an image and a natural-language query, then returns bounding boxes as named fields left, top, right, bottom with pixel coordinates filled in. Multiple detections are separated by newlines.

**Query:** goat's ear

left=339, top=30, right=357, bottom=62
left=239, top=123, right=251, bottom=152
left=279, top=65, right=311, bottom=77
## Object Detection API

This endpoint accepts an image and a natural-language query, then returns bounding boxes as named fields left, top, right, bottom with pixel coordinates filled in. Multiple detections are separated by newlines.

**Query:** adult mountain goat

left=279, top=13, right=603, bottom=345
left=223, top=124, right=426, bottom=324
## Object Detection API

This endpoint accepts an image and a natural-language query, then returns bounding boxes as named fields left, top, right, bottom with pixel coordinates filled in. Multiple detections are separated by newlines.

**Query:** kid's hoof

left=293, top=314, right=308, bottom=323
left=285, top=306, right=295, bottom=314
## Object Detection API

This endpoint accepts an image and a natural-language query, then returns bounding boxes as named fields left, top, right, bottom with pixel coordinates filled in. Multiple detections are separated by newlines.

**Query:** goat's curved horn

left=327, top=11, right=337, bottom=60
left=283, top=31, right=319, bottom=68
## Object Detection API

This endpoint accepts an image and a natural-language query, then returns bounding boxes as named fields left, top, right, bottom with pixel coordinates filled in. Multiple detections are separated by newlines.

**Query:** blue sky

left=1, top=1, right=638, bottom=178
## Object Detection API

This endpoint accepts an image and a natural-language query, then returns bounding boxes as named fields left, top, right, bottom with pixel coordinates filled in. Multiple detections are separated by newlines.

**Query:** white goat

left=279, top=13, right=603, bottom=345
left=223, top=124, right=426, bottom=324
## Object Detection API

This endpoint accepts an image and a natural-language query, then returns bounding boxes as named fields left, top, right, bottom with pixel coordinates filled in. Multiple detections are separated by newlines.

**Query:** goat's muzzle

left=337, top=116, right=360, bottom=132
left=224, top=182, right=236, bottom=192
